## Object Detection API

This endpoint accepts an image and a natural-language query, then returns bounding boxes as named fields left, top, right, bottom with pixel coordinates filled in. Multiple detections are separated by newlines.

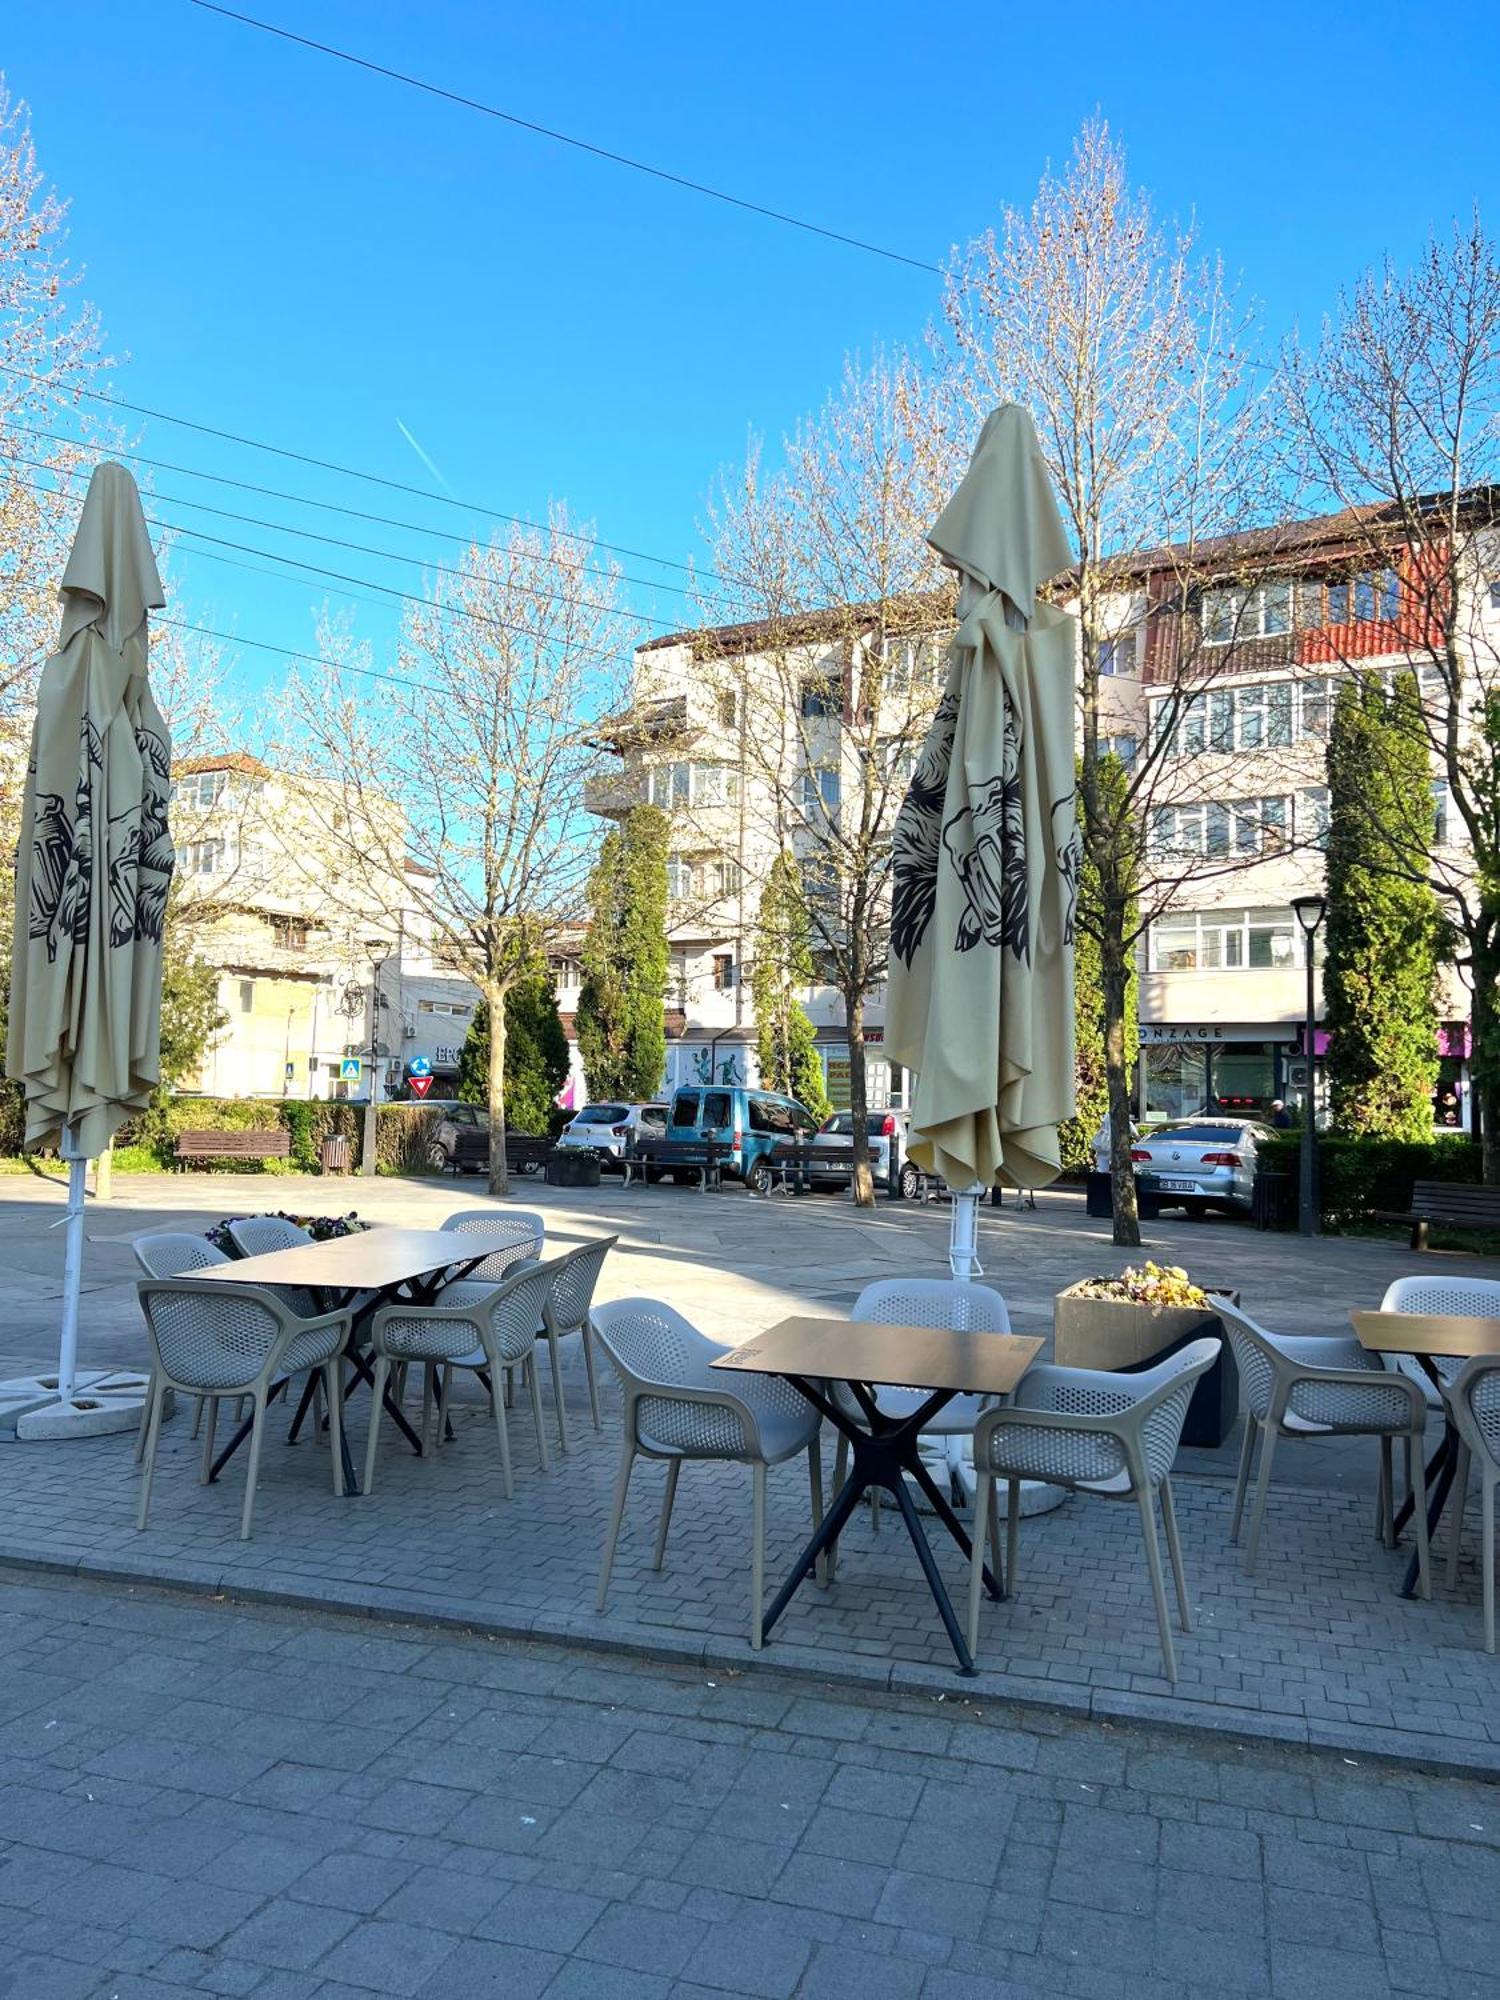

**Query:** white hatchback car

left=555, top=1101, right=668, bottom=1169
left=1130, top=1117, right=1274, bottom=1216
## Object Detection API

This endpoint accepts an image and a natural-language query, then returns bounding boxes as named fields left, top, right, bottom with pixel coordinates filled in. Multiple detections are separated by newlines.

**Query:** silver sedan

left=1130, top=1119, right=1274, bottom=1216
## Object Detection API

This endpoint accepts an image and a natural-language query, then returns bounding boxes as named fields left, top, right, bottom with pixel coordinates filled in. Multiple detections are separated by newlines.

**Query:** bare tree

left=1280, top=216, right=1500, bottom=1175
left=938, top=118, right=1280, bottom=1244
left=289, top=518, right=624, bottom=1193
left=698, top=351, right=962, bottom=1203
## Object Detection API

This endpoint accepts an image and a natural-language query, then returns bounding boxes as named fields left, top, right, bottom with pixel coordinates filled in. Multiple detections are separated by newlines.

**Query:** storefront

left=1138, top=1023, right=1301, bottom=1123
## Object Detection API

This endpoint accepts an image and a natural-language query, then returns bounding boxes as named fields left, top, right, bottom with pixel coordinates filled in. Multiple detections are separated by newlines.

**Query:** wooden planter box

left=1053, top=1284, right=1240, bottom=1450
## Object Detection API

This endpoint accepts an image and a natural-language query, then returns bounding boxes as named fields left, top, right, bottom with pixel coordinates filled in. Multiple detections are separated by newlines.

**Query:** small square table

left=715, top=1315, right=1043, bottom=1675
left=182, top=1230, right=503, bottom=1491
left=1352, top=1310, right=1500, bottom=1598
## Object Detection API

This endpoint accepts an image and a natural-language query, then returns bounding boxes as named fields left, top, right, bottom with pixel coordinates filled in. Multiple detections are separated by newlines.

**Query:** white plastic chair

left=132, top=1232, right=233, bottom=1456
left=136, top=1278, right=351, bottom=1538
left=438, top=1208, right=546, bottom=1294
left=1218, top=1300, right=1431, bottom=1594
left=969, top=1340, right=1221, bottom=1681
left=593, top=1298, right=824, bottom=1647
left=534, top=1236, right=616, bottom=1449
left=1379, top=1274, right=1500, bottom=1404
left=362, top=1260, right=559, bottom=1499
left=1444, top=1357, right=1500, bottom=1650
left=223, top=1215, right=323, bottom=1320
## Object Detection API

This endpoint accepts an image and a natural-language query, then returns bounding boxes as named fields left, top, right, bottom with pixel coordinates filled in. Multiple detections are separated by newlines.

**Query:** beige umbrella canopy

left=887, top=404, right=1079, bottom=1205
left=4, top=462, right=171, bottom=1424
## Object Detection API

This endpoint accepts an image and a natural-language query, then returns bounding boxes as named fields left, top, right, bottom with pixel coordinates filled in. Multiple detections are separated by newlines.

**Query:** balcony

left=583, top=768, right=648, bottom=819
left=589, top=695, right=699, bottom=754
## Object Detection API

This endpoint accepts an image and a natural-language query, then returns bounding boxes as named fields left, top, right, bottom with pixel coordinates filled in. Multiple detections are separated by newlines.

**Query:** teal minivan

left=665, top=1086, right=821, bottom=1193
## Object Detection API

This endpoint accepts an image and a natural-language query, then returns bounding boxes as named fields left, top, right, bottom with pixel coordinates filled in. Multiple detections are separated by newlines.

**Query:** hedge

left=6, top=1097, right=451, bottom=1174
left=1254, top=1133, right=1482, bottom=1228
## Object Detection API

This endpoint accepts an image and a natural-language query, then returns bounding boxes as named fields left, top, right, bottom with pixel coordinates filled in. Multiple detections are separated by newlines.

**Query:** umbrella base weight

left=1, top=1370, right=160, bottom=1439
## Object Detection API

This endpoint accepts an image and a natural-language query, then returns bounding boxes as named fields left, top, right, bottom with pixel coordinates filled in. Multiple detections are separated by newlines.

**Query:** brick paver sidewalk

left=1, top=1568, right=1497, bottom=1999
left=0, top=1358, right=1497, bottom=1776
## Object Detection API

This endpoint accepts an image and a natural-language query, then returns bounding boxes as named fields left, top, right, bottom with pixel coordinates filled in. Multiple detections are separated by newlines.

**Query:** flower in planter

left=1074, top=1261, right=1210, bottom=1309
left=206, top=1211, right=370, bottom=1254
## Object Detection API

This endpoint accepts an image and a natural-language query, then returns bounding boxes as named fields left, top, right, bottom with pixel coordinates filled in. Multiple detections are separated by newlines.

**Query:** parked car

left=423, top=1102, right=487, bottom=1174
left=1129, top=1117, right=1274, bottom=1216
left=555, top=1101, right=668, bottom=1168
left=809, top=1108, right=910, bottom=1192
left=665, top=1086, right=821, bottom=1193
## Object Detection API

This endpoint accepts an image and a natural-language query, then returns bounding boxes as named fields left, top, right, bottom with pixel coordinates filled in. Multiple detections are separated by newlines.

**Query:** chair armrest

left=628, top=1381, right=768, bottom=1457
left=1285, top=1361, right=1429, bottom=1410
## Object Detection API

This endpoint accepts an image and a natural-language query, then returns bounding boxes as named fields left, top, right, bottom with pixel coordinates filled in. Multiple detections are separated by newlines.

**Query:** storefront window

left=1433, top=1057, right=1465, bottom=1131
left=1214, top=1045, right=1276, bottom=1112
left=1143, top=1045, right=1209, bottom=1122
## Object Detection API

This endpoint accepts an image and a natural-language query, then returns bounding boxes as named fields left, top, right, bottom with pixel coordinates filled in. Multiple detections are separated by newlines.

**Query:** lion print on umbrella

left=28, top=716, right=173, bottom=964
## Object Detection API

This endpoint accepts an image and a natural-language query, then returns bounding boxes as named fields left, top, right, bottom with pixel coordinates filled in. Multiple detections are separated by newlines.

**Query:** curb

left=4, top=1541, right=1499, bottom=1786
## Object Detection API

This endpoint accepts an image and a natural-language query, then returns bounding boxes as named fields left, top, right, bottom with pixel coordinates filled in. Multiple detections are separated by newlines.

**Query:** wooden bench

left=450, top=1130, right=553, bottom=1176
left=1378, top=1178, right=1500, bottom=1250
left=175, top=1128, right=290, bottom=1169
left=622, top=1137, right=723, bottom=1191
left=793, top=1142, right=882, bottom=1194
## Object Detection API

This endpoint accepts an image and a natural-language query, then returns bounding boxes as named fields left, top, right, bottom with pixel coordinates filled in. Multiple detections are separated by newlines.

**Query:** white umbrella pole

left=948, top=1183, right=984, bottom=1282
left=56, top=1124, right=89, bottom=1405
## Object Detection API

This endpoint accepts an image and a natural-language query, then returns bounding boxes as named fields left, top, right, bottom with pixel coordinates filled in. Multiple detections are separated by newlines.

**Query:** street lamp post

left=1290, top=895, right=1327, bottom=1236
left=360, top=941, right=391, bottom=1178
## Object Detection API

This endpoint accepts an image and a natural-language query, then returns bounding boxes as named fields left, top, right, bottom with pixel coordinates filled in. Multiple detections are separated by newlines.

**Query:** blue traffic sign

left=339, top=1056, right=362, bottom=1082
left=409, top=1056, right=432, bottom=1077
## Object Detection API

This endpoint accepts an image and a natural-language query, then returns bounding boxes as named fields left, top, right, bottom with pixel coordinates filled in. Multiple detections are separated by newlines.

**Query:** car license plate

left=1158, top=1177, right=1198, bottom=1192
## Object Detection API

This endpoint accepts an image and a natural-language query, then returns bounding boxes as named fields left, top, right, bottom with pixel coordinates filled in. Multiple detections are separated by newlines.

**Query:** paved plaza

left=2, top=1566, right=1499, bottom=2000
left=0, top=1173, right=1497, bottom=1776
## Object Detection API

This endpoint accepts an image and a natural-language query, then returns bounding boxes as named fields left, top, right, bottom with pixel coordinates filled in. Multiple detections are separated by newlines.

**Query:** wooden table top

left=712, top=1315, right=1044, bottom=1396
left=1351, top=1311, right=1500, bottom=1360
left=181, top=1229, right=488, bottom=1291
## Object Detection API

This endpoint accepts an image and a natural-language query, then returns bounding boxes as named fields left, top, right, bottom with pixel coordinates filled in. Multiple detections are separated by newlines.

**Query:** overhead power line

left=0, top=361, right=723, bottom=585
left=5, top=446, right=684, bottom=635
left=187, top=0, right=941, bottom=277
left=13, top=422, right=722, bottom=605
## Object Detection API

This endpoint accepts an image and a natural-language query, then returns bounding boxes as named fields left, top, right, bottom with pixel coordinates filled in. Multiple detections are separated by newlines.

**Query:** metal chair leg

left=136, top=1378, right=167, bottom=1530
left=597, top=1443, right=636, bottom=1611
left=750, top=1460, right=767, bottom=1650
left=1137, top=1483, right=1177, bottom=1681
left=363, top=1356, right=390, bottom=1498
left=653, top=1458, right=680, bottom=1569
left=1228, top=1418, right=1256, bottom=1544
left=1244, top=1420, right=1279, bottom=1574
left=1160, top=1477, right=1191, bottom=1631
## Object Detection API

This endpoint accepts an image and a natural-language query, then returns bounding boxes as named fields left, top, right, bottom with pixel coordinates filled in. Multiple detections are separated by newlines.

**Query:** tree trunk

left=846, top=989, right=875, bottom=1208
left=1101, top=935, right=1141, bottom=1247
left=486, top=984, right=511, bottom=1198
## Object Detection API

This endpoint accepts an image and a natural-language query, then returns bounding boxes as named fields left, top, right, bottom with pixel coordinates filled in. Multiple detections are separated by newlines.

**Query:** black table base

left=759, top=1375, right=1003, bottom=1676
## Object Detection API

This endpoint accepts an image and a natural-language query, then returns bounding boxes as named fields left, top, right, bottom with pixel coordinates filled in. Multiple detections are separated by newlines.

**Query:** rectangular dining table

left=1351, top=1310, right=1500, bottom=1598
left=714, top=1315, right=1043, bottom=1675
left=179, top=1229, right=503, bottom=1493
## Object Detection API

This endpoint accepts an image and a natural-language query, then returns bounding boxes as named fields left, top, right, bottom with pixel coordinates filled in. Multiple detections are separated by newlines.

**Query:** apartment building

left=590, top=501, right=1496, bottom=1131
left=172, top=755, right=482, bottom=1101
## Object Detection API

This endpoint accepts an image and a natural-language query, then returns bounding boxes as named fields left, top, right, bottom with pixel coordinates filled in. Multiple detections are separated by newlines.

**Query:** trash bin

left=320, top=1135, right=352, bottom=1175
left=1252, top=1170, right=1292, bottom=1231
left=546, top=1150, right=600, bottom=1188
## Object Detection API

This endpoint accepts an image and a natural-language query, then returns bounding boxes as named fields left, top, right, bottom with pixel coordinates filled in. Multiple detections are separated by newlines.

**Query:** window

left=717, top=692, right=739, bottom=730
left=1267, top=683, right=1293, bottom=748
left=1180, top=693, right=1207, bottom=757
left=648, top=762, right=692, bottom=808
left=176, top=770, right=227, bottom=809
left=1490, top=579, right=1500, bottom=612
left=669, top=1091, right=700, bottom=1127
left=418, top=998, right=471, bottom=1017
left=701, top=1090, right=732, bottom=1128
left=712, top=953, right=735, bottom=991
left=647, top=762, right=739, bottom=809
left=1354, top=567, right=1400, bottom=622
left=800, top=671, right=842, bottom=719
left=883, top=636, right=944, bottom=689
left=748, top=1094, right=797, bottom=1136
left=1150, top=700, right=1178, bottom=760
left=800, top=766, right=841, bottom=817
left=1201, top=582, right=1295, bottom=644
left=705, top=857, right=742, bottom=898
left=1102, top=734, right=1137, bottom=767
left=1237, top=685, right=1267, bottom=749
left=271, top=917, right=308, bottom=952
left=666, top=854, right=693, bottom=900
left=1300, top=677, right=1330, bottom=740
left=185, top=838, right=224, bottom=875
left=1147, top=908, right=1299, bottom=974
left=1433, top=782, right=1450, bottom=846
left=1209, top=689, right=1234, bottom=752
left=1301, top=787, right=1330, bottom=850
left=1097, top=631, right=1136, bottom=677
left=238, top=979, right=254, bottom=1013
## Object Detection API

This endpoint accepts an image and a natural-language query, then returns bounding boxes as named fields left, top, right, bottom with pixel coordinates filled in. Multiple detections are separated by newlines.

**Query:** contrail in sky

left=395, top=419, right=454, bottom=497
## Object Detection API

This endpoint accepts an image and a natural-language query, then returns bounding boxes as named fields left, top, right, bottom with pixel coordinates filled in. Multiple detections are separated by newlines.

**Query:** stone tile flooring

left=0, top=1343, right=1496, bottom=1775
left=2, top=1567, right=1498, bottom=1999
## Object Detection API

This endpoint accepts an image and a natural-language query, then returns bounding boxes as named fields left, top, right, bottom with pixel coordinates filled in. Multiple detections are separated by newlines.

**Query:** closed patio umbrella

left=888, top=404, right=1079, bottom=1279
left=2, top=462, right=173, bottom=1436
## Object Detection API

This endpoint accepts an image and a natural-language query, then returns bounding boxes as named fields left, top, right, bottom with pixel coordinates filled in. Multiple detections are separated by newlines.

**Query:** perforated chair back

left=593, top=1298, right=718, bottom=1393
left=1451, top=1358, right=1500, bottom=1470
left=133, top=1232, right=231, bottom=1279
left=226, top=1215, right=312, bottom=1259
left=1380, top=1276, right=1500, bottom=1394
left=441, top=1207, right=546, bottom=1283
left=136, top=1279, right=343, bottom=1393
left=545, top=1236, right=617, bottom=1334
left=852, top=1277, right=1011, bottom=1333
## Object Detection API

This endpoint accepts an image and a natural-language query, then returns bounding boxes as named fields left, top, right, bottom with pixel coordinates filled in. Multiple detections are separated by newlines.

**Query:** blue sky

left=8, top=0, right=1500, bottom=713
